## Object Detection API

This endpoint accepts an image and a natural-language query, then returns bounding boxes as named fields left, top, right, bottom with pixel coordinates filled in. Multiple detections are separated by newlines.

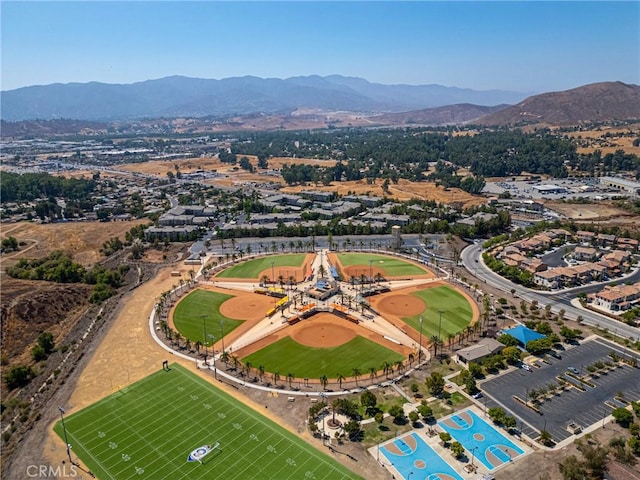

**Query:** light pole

left=220, top=320, right=225, bottom=355
left=319, top=392, right=327, bottom=446
left=271, top=261, right=275, bottom=284
left=58, top=406, right=72, bottom=464
left=418, top=316, right=423, bottom=366
left=437, top=310, right=444, bottom=360
left=208, top=334, right=217, bottom=379
left=201, top=314, right=207, bottom=364
left=470, top=446, right=477, bottom=469
left=369, top=259, right=373, bottom=286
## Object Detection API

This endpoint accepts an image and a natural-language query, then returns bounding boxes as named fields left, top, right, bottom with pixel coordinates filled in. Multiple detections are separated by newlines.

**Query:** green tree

left=425, top=372, right=445, bottom=397
left=409, top=410, right=420, bottom=426
left=502, top=346, right=521, bottom=364
left=37, top=332, right=55, bottom=355
left=4, top=365, right=36, bottom=390
left=612, top=407, right=634, bottom=427
left=343, top=419, right=362, bottom=441
left=388, top=405, right=406, bottom=424
left=417, top=401, right=433, bottom=422
left=450, top=441, right=465, bottom=458
left=360, top=390, right=378, bottom=416
left=439, top=432, right=452, bottom=446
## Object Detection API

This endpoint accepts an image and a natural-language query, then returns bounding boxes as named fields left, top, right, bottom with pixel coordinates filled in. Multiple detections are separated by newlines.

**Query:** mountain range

left=0, top=75, right=529, bottom=122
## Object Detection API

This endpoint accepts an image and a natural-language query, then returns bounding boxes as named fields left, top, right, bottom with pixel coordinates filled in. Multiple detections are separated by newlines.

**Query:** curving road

left=460, top=242, right=640, bottom=341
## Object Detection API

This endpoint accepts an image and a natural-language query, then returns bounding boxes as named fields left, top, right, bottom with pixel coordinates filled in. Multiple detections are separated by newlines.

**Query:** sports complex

left=56, top=249, right=481, bottom=479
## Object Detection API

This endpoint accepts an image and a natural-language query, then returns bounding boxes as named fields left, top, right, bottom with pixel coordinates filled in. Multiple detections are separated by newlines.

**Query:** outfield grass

left=336, top=253, right=426, bottom=276
left=242, top=336, right=404, bottom=380
left=173, top=289, right=243, bottom=344
left=403, top=286, right=473, bottom=339
left=55, top=364, right=360, bottom=480
left=216, top=254, right=307, bottom=279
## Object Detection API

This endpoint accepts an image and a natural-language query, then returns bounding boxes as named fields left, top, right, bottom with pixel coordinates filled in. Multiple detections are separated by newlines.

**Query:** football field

left=55, top=364, right=360, bottom=480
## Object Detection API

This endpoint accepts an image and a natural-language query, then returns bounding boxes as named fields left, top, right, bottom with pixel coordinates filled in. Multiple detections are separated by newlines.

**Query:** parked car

left=567, top=366, right=579, bottom=375
left=472, top=392, right=483, bottom=399
left=549, top=351, right=562, bottom=359
left=521, top=364, right=533, bottom=372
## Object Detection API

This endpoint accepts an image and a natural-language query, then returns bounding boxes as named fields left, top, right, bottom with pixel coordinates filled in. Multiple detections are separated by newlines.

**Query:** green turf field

left=54, top=364, right=360, bottom=480
left=242, top=336, right=404, bottom=380
left=403, top=286, right=473, bottom=339
left=173, top=289, right=243, bottom=344
left=335, top=253, right=426, bottom=277
left=215, top=254, right=306, bottom=279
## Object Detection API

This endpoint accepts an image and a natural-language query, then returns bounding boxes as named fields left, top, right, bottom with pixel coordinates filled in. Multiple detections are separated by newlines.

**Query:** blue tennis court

left=438, top=409, right=524, bottom=471
left=379, top=432, right=464, bottom=480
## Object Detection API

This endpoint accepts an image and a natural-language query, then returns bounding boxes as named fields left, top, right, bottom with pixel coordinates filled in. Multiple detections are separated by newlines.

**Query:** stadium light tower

left=418, top=316, right=423, bottom=366
left=58, top=406, right=72, bottom=464
left=201, top=314, right=208, bottom=363
left=220, top=319, right=225, bottom=355
left=208, top=334, right=217, bottom=379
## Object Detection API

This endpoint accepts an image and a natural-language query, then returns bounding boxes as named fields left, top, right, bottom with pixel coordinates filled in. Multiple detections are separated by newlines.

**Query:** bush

left=612, top=408, right=634, bottom=428
left=4, top=365, right=36, bottom=390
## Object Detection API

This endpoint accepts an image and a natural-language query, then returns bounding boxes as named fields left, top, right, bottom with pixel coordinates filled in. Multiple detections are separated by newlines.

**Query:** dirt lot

left=282, top=178, right=485, bottom=209
left=545, top=202, right=635, bottom=221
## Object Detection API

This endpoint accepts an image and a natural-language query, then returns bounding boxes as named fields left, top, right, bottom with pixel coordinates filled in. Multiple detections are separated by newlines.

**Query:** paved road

left=460, top=243, right=640, bottom=341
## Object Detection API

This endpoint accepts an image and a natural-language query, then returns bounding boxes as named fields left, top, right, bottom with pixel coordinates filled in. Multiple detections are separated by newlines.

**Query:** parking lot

left=480, top=337, right=640, bottom=444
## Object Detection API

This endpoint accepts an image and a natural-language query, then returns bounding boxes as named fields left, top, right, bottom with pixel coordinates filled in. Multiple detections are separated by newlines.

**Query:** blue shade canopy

left=503, top=325, right=546, bottom=346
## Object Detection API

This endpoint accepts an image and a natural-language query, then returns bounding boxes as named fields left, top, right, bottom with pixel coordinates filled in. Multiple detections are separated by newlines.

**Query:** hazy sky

left=1, top=1, right=638, bottom=93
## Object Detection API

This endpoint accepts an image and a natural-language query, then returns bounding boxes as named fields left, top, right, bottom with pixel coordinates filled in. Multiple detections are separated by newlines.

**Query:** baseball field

left=215, top=254, right=308, bottom=279
left=54, top=364, right=361, bottom=480
left=333, top=252, right=429, bottom=278
left=241, top=336, right=404, bottom=380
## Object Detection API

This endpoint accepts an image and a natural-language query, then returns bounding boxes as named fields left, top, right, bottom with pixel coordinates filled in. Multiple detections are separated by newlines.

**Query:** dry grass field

left=0, top=220, right=149, bottom=269
left=114, top=156, right=485, bottom=207
left=562, top=124, right=640, bottom=156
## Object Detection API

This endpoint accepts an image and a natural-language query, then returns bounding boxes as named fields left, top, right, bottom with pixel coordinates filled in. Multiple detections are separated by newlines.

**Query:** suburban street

left=460, top=242, right=640, bottom=341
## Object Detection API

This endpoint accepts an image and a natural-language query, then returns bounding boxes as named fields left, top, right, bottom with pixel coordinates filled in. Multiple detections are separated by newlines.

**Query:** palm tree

left=318, top=264, right=327, bottom=279
left=369, top=367, right=377, bottom=383
left=320, top=374, right=328, bottom=390
left=273, top=371, right=280, bottom=385
left=287, top=372, right=295, bottom=389
left=331, top=399, right=341, bottom=423
left=447, top=332, right=455, bottom=350
left=430, top=335, right=440, bottom=359
left=221, top=350, right=230, bottom=365
left=382, top=361, right=391, bottom=378
left=231, top=355, right=240, bottom=371
left=408, top=353, right=415, bottom=368
left=352, top=368, right=361, bottom=387
left=258, top=365, right=265, bottom=383
left=337, top=373, right=345, bottom=389
left=194, top=340, right=202, bottom=355
left=395, top=360, right=404, bottom=373
left=244, top=361, right=252, bottom=378
left=261, top=274, right=269, bottom=286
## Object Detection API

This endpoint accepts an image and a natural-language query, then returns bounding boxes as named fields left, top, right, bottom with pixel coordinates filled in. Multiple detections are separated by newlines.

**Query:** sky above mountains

left=1, top=1, right=638, bottom=93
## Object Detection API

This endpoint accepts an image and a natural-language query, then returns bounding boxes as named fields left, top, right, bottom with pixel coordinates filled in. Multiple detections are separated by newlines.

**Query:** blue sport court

left=438, top=409, right=524, bottom=471
left=379, top=432, right=464, bottom=480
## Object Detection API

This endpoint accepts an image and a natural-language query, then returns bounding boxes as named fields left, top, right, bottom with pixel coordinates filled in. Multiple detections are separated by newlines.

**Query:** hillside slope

left=477, top=82, right=640, bottom=126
